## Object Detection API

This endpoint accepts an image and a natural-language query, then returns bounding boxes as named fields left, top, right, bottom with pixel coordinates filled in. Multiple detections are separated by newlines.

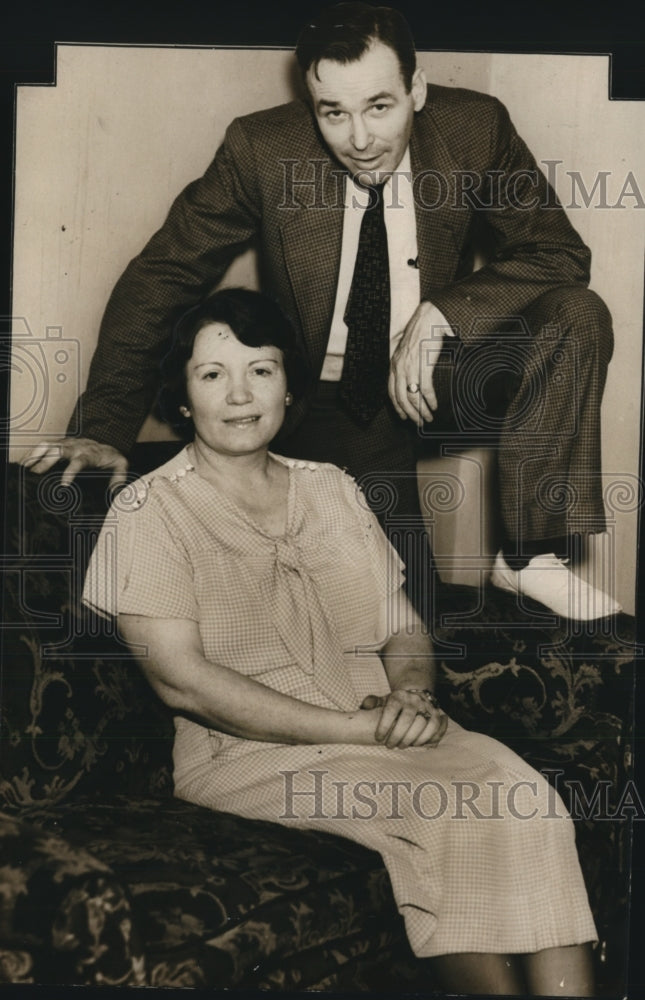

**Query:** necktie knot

left=355, top=181, right=386, bottom=211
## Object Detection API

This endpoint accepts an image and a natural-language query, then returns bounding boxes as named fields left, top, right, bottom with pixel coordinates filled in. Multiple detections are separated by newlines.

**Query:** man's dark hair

left=157, top=287, right=310, bottom=440
left=296, top=2, right=417, bottom=92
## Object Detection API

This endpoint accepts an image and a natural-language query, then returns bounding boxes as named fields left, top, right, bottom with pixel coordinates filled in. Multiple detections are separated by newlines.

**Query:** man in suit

left=23, top=1, right=619, bottom=622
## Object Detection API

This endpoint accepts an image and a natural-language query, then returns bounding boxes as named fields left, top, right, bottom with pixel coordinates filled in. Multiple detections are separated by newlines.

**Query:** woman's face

left=184, top=322, right=289, bottom=457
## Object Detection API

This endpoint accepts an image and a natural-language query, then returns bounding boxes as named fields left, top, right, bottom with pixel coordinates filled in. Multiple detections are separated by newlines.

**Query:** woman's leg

left=432, top=952, right=526, bottom=995
left=522, top=943, right=595, bottom=997
left=432, top=944, right=595, bottom=997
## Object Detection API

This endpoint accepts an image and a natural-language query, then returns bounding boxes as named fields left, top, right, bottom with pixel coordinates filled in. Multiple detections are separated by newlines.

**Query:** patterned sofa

left=0, top=446, right=637, bottom=991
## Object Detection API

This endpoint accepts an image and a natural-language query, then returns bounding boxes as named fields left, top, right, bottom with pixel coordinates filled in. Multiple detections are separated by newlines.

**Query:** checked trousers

left=279, top=285, right=614, bottom=618
left=427, top=285, right=614, bottom=547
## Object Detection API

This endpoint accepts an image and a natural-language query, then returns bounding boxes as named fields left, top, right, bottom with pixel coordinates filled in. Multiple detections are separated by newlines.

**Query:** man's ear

left=411, top=66, right=427, bottom=112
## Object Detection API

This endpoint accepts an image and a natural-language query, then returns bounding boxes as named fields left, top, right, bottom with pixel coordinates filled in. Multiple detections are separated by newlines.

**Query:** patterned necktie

left=338, top=182, right=391, bottom=425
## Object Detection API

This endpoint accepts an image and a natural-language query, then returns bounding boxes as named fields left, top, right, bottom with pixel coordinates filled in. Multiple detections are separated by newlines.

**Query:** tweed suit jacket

left=71, top=84, right=591, bottom=456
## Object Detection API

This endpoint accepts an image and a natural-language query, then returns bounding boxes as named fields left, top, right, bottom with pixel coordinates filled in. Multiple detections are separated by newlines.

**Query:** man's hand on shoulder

left=388, top=300, right=454, bottom=427
left=20, top=438, right=129, bottom=488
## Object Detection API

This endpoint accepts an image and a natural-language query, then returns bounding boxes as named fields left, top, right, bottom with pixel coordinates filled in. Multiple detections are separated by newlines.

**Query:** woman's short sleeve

left=334, top=467, right=406, bottom=598
left=82, top=485, right=198, bottom=621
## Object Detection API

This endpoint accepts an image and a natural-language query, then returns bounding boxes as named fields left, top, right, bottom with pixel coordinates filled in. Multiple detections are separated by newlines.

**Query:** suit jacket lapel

left=278, top=138, right=345, bottom=376
left=410, top=102, right=470, bottom=298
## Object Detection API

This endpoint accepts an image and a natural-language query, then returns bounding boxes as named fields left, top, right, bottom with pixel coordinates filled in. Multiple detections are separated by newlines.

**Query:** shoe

left=489, top=550, right=622, bottom=621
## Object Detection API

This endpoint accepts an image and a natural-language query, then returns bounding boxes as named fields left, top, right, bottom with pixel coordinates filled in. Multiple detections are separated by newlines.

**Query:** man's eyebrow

left=316, top=91, right=395, bottom=111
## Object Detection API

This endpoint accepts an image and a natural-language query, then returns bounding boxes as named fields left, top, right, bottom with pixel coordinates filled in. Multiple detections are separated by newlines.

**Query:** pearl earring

left=180, top=406, right=191, bottom=418
left=285, top=393, right=293, bottom=406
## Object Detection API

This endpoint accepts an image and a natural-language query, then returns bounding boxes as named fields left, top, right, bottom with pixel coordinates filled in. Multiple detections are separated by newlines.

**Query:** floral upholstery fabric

left=0, top=452, right=636, bottom=991
left=0, top=811, right=145, bottom=986
left=0, top=797, right=428, bottom=989
left=1, top=462, right=175, bottom=811
left=432, top=583, right=636, bottom=981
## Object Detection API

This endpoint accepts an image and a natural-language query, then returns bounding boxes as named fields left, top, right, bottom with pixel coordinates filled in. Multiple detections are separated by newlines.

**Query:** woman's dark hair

left=156, top=287, right=310, bottom=440
left=295, top=2, right=416, bottom=92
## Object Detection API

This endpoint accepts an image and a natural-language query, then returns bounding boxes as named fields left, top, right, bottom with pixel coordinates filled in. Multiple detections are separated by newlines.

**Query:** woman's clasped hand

left=360, top=688, right=448, bottom=749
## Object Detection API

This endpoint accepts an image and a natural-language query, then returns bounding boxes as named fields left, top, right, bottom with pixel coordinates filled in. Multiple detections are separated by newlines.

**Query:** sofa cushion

left=0, top=811, right=146, bottom=986
left=12, top=795, right=428, bottom=989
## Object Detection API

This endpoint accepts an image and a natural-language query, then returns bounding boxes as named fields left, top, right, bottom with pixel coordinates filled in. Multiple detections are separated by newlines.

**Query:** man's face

left=306, top=39, right=426, bottom=182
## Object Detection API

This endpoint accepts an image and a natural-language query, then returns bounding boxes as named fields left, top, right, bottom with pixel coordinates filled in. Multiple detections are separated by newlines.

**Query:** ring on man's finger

left=406, top=382, right=420, bottom=393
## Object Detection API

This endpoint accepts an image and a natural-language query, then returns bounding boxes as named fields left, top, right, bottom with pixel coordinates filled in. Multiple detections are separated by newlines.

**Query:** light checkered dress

left=83, top=449, right=596, bottom=957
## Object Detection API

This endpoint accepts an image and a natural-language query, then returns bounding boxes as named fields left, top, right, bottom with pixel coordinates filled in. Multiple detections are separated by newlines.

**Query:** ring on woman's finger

left=406, top=382, right=420, bottom=393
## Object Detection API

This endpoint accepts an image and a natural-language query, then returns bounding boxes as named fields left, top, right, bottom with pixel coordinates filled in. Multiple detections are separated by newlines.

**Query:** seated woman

left=83, top=288, right=597, bottom=996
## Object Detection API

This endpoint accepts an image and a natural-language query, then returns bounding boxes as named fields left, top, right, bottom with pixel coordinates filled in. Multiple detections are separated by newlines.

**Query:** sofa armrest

left=0, top=812, right=146, bottom=986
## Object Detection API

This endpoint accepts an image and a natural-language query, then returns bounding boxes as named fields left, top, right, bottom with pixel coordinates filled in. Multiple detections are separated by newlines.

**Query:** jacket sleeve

left=67, top=118, right=263, bottom=455
left=428, top=96, right=592, bottom=343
